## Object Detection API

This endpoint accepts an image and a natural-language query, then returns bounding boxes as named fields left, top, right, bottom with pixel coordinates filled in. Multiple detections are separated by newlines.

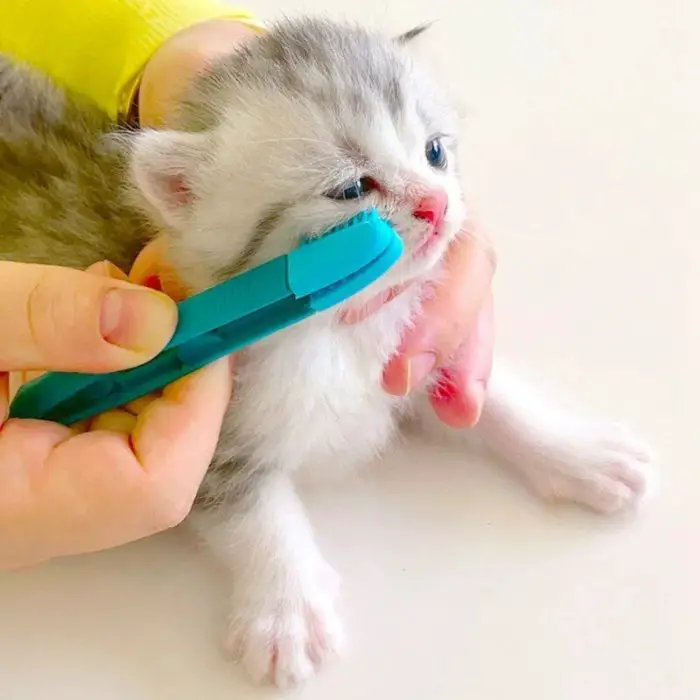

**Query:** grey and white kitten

left=0, top=18, right=654, bottom=688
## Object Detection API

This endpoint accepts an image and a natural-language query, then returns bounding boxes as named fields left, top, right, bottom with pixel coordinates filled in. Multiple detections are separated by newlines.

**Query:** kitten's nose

left=413, top=191, right=447, bottom=233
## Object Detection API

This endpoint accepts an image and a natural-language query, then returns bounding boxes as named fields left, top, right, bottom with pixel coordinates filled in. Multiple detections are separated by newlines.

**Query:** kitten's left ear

left=395, top=21, right=435, bottom=45
left=129, top=129, right=210, bottom=228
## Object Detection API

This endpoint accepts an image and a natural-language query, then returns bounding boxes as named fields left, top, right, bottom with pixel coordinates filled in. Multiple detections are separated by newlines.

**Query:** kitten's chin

left=337, top=281, right=414, bottom=324
left=332, top=226, right=454, bottom=325
left=336, top=254, right=443, bottom=325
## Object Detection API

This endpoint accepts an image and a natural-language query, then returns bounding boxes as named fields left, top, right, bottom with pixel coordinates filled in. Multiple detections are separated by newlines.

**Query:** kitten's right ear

left=129, top=129, right=209, bottom=228
left=395, top=21, right=435, bottom=45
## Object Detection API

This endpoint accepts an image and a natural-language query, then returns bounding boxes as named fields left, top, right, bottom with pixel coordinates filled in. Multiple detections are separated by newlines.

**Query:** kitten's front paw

left=529, top=423, right=656, bottom=514
left=224, top=564, right=343, bottom=688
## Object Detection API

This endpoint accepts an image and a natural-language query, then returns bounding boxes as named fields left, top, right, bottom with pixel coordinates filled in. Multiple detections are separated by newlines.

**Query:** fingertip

left=128, top=239, right=191, bottom=301
left=429, top=370, right=484, bottom=429
left=160, top=357, right=233, bottom=404
left=429, top=391, right=480, bottom=428
left=0, top=373, right=8, bottom=425
left=382, top=357, right=410, bottom=396
left=91, top=409, right=138, bottom=435
left=86, top=260, right=129, bottom=281
left=100, top=287, right=177, bottom=356
left=131, top=358, right=233, bottom=478
left=123, top=394, right=160, bottom=416
left=468, top=379, right=487, bottom=422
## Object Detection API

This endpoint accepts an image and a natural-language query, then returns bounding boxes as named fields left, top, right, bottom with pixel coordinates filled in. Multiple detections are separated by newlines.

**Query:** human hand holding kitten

left=0, top=259, right=232, bottom=571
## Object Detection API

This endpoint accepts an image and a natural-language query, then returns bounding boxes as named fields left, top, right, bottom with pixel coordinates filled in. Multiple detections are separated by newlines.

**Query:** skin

left=138, top=19, right=497, bottom=428
left=0, top=260, right=232, bottom=570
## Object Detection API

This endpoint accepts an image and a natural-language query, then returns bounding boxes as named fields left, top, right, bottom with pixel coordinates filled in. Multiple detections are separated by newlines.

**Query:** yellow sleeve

left=0, top=0, right=262, bottom=120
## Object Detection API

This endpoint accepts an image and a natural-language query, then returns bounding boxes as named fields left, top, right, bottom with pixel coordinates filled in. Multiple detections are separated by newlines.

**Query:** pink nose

left=413, top=191, right=448, bottom=232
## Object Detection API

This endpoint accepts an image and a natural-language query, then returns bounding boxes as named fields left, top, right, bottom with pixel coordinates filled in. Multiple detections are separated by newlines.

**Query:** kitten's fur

left=0, top=18, right=654, bottom=688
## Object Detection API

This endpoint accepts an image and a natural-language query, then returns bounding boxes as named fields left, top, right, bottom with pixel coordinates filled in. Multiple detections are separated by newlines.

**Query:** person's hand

left=0, top=260, right=232, bottom=571
left=382, top=227, right=496, bottom=428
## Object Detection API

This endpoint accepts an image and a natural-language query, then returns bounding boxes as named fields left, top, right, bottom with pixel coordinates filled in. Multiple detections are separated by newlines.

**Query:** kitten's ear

left=129, top=129, right=209, bottom=228
left=395, top=21, right=435, bottom=45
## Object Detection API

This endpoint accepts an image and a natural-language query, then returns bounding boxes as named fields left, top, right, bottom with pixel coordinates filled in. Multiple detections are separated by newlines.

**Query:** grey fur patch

left=0, top=56, right=149, bottom=271
left=195, top=455, right=269, bottom=510
left=0, top=53, right=66, bottom=126
left=178, top=18, right=414, bottom=129
left=218, top=202, right=290, bottom=279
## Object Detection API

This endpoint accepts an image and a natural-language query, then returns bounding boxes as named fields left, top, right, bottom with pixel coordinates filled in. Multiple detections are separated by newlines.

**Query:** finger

left=0, top=418, right=75, bottom=512
left=123, top=395, right=160, bottom=416
left=0, top=357, right=234, bottom=561
left=0, top=421, right=148, bottom=563
left=8, top=372, right=24, bottom=403
left=383, top=229, right=496, bottom=395
left=129, top=239, right=192, bottom=301
left=0, top=374, right=8, bottom=425
left=429, top=293, right=495, bottom=428
left=18, top=370, right=43, bottom=386
left=139, top=20, right=260, bottom=128
left=91, top=409, right=138, bottom=435
left=69, top=262, right=157, bottom=428
left=14, top=263, right=128, bottom=388
left=130, top=357, right=233, bottom=490
left=0, top=261, right=178, bottom=373
left=85, top=260, right=130, bottom=281
left=69, top=419, right=90, bottom=434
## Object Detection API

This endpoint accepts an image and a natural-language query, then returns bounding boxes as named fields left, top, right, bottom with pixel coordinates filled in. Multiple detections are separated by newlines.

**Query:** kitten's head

left=128, top=18, right=465, bottom=304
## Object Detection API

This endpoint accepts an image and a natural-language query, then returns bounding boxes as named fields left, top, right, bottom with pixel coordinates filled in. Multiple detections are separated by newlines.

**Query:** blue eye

left=326, top=177, right=375, bottom=201
left=425, top=138, right=447, bottom=169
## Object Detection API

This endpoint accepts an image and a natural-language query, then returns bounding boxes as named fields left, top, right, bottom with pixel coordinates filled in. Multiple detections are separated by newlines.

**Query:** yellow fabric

left=0, top=1, right=261, bottom=119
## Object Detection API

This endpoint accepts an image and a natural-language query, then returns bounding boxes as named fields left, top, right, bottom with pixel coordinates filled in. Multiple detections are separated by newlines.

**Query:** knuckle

left=150, top=491, right=194, bottom=530
left=32, top=270, right=102, bottom=355
left=25, top=278, right=51, bottom=351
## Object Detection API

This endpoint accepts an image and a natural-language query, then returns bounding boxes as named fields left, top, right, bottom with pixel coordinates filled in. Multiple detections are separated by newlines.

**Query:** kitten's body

left=0, top=55, right=148, bottom=270
left=0, top=19, right=654, bottom=688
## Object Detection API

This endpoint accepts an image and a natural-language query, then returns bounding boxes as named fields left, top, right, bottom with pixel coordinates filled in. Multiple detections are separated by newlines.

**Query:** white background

left=1, top=0, right=696, bottom=698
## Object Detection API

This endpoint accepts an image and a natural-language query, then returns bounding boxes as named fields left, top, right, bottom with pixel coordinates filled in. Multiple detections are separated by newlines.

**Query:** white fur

left=190, top=477, right=343, bottom=687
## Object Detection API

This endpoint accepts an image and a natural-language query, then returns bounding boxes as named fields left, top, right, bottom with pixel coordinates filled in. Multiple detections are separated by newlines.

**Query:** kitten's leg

left=419, top=362, right=655, bottom=513
left=189, top=473, right=343, bottom=688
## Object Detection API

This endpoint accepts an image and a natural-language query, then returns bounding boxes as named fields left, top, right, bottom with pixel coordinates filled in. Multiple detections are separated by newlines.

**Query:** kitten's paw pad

left=534, top=424, right=656, bottom=514
left=225, top=572, right=343, bottom=688
left=228, top=601, right=344, bottom=688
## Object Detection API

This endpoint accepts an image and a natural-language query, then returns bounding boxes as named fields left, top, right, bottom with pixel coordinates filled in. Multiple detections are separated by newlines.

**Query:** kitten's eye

left=326, top=176, right=375, bottom=201
left=425, top=138, right=447, bottom=169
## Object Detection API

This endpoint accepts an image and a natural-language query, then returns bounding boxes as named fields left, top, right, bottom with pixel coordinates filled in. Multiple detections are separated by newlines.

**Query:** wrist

left=136, top=19, right=260, bottom=128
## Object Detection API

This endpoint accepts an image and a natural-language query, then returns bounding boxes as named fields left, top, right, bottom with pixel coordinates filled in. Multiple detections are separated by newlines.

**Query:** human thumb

left=0, top=261, right=178, bottom=373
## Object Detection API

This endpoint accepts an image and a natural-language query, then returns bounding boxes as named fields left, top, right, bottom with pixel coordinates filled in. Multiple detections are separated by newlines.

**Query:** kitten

left=0, top=18, right=654, bottom=688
